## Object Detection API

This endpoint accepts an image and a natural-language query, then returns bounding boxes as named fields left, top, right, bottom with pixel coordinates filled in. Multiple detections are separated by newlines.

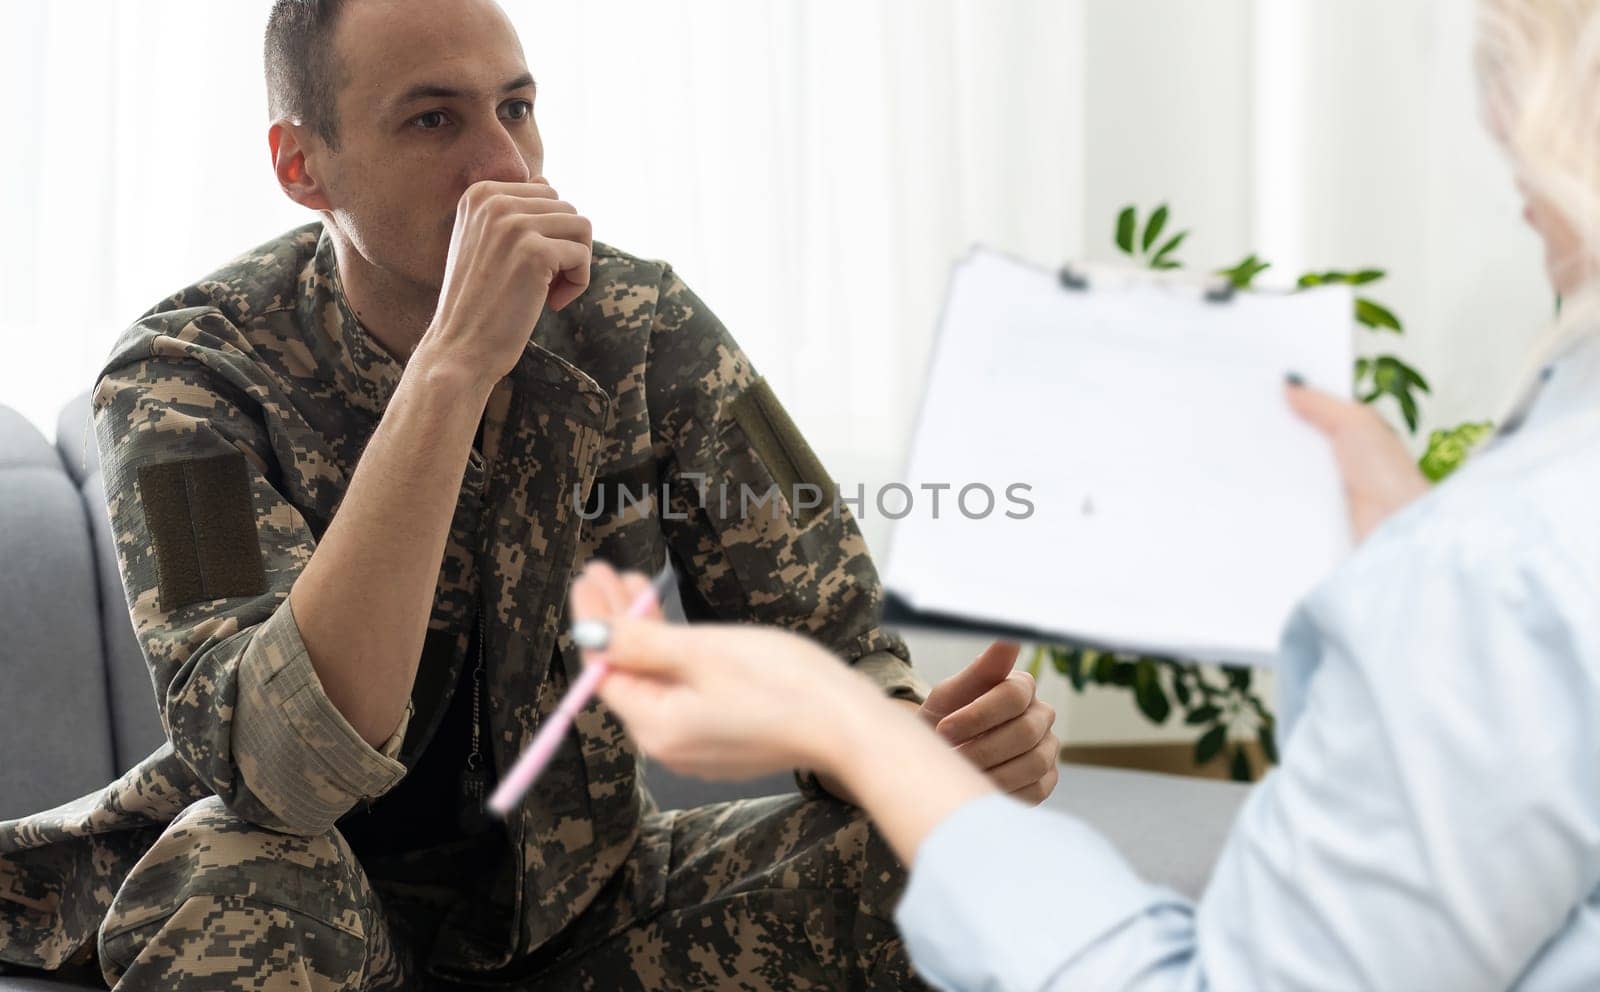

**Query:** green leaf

left=1110, top=661, right=1137, bottom=687
left=1116, top=206, right=1137, bottom=255
left=1229, top=745, right=1253, bottom=782
left=1134, top=659, right=1155, bottom=692
left=1398, top=390, right=1420, bottom=432
left=1172, top=672, right=1193, bottom=708
left=1142, top=204, right=1170, bottom=254
left=1355, top=298, right=1404, bottom=333
left=1133, top=661, right=1171, bottom=724
left=1297, top=272, right=1324, bottom=288
left=1258, top=720, right=1280, bottom=764
left=1025, top=645, right=1045, bottom=680
left=1351, top=269, right=1386, bottom=285
left=1151, top=230, right=1189, bottom=267
left=1418, top=420, right=1495, bottom=482
left=1364, top=355, right=1432, bottom=434
left=1195, top=724, right=1228, bottom=765
left=1225, top=665, right=1253, bottom=692
left=1370, top=355, right=1431, bottom=394
left=1370, top=356, right=1399, bottom=392
left=1217, top=254, right=1272, bottom=290
left=1048, top=646, right=1070, bottom=676
left=1219, top=252, right=1254, bottom=277
left=1152, top=259, right=1183, bottom=270
left=1093, top=652, right=1115, bottom=684
left=1049, top=646, right=1088, bottom=684
left=1186, top=704, right=1221, bottom=725
left=1053, top=647, right=1089, bottom=692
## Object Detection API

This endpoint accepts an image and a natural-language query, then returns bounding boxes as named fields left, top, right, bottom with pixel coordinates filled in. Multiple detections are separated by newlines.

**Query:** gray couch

left=0, top=392, right=1249, bottom=989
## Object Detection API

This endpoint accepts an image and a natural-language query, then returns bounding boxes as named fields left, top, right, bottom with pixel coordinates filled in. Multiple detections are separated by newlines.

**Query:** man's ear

left=268, top=121, right=333, bottom=211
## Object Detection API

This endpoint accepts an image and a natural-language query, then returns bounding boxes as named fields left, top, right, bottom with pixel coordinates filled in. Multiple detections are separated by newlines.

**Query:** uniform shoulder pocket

left=727, top=378, right=836, bottom=522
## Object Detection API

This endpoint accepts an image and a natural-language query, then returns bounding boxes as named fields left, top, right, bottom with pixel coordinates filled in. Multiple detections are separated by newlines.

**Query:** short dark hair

left=264, top=0, right=349, bottom=148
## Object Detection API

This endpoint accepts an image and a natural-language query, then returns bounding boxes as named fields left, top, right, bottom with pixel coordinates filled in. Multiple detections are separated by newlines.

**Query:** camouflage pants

left=94, top=792, right=925, bottom=990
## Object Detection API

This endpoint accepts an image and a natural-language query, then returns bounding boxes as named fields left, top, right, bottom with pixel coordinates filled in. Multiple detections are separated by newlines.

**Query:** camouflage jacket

left=0, top=222, right=920, bottom=975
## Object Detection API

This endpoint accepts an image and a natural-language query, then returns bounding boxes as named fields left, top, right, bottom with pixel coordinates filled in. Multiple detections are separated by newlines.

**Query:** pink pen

left=487, top=572, right=671, bottom=817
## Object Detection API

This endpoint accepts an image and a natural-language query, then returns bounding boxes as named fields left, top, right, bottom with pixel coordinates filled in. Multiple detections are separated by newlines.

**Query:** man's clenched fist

left=424, top=176, right=592, bottom=387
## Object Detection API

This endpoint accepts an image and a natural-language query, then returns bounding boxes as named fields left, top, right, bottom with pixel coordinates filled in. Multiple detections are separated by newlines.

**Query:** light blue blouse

left=896, top=334, right=1600, bottom=991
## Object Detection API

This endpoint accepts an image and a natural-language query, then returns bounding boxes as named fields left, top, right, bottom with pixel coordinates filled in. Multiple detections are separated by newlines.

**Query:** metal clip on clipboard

left=1057, top=261, right=1239, bottom=304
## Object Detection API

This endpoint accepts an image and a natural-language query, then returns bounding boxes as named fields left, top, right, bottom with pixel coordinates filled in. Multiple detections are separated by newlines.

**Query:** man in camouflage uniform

left=0, top=1, right=1060, bottom=988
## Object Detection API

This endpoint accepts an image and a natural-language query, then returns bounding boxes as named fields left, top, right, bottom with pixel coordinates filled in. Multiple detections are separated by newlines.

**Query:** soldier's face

left=317, top=0, right=543, bottom=291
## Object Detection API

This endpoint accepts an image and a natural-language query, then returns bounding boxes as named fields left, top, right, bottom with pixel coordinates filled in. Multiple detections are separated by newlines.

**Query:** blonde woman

left=568, top=1, right=1600, bottom=987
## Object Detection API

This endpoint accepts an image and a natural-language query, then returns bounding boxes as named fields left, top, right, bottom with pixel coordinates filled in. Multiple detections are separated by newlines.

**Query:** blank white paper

left=883, top=248, right=1354, bottom=666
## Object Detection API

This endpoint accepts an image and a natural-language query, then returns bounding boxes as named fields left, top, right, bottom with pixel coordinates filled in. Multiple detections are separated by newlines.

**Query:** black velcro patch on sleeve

left=137, top=452, right=267, bottom=611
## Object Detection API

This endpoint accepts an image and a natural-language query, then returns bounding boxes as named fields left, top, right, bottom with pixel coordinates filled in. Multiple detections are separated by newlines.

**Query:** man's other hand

left=919, top=643, right=1060, bottom=805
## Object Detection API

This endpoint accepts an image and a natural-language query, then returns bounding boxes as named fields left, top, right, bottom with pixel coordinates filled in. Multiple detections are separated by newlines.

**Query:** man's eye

left=501, top=100, right=532, bottom=122
left=412, top=110, right=449, bottom=130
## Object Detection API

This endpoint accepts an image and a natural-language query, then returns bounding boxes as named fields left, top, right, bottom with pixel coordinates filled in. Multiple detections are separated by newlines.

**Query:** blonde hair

left=1476, top=0, right=1600, bottom=408
left=1477, top=0, right=1600, bottom=280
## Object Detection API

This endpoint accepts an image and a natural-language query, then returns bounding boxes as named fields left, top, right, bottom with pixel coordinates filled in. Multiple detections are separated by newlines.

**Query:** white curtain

left=1, top=0, right=1085, bottom=495
left=1249, top=0, right=1552, bottom=433
left=3, top=2, right=308, bottom=434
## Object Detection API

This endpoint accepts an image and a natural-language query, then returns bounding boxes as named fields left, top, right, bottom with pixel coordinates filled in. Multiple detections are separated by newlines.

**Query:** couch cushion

left=0, top=407, right=61, bottom=473
left=53, top=396, right=98, bottom=488
left=55, top=393, right=167, bottom=773
left=0, top=406, right=115, bottom=820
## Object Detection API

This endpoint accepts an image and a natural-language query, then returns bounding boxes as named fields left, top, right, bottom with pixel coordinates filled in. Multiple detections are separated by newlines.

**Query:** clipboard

left=879, top=247, right=1354, bottom=667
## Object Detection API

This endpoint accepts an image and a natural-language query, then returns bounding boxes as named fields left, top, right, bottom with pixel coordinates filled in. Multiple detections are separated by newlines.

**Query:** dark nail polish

left=1284, top=372, right=1306, bottom=387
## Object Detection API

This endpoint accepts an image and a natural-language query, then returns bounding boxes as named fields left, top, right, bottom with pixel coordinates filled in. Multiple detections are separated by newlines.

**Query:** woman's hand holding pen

left=568, top=561, right=875, bottom=781
left=568, top=561, right=997, bottom=864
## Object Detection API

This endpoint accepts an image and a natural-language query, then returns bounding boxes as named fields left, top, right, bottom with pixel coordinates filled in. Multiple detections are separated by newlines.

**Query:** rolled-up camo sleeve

left=94, top=311, right=411, bottom=836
